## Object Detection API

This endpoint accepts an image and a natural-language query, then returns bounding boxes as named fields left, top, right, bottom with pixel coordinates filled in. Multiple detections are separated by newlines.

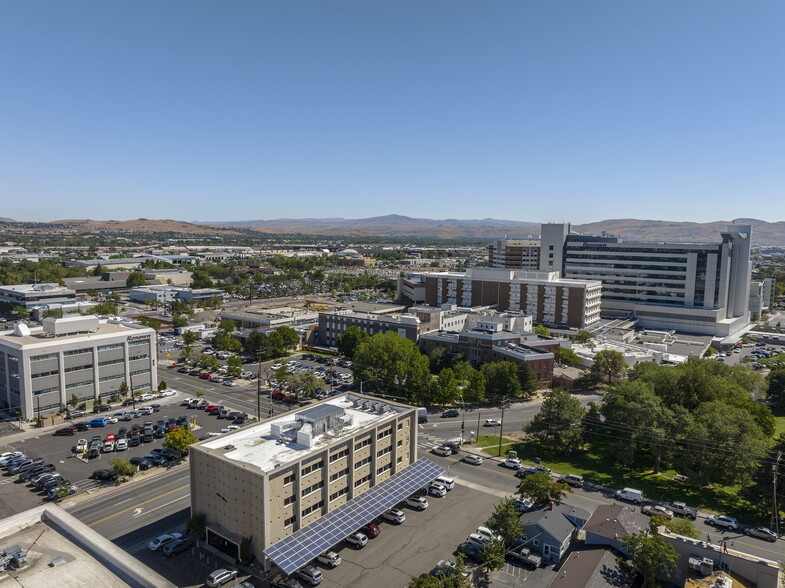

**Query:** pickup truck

left=506, top=547, right=542, bottom=569
left=664, top=501, right=698, bottom=520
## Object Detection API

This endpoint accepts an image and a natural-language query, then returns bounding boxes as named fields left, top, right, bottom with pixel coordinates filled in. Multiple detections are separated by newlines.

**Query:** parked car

left=513, top=497, right=534, bottom=512
left=316, top=551, right=341, bottom=568
left=296, top=565, right=323, bottom=586
left=163, top=538, right=192, bottom=556
left=89, top=469, right=118, bottom=482
left=206, top=569, right=239, bottom=587
left=614, top=487, right=644, bottom=505
left=500, top=458, right=522, bottom=469
left=745, top=527, right=778, bottom=542
left=360, top=523, right=381, bottom=538
left=271, top=579, right=304, bottom=588
left=382, top=509, right=406, bottom=524
left=476, top=526, right=502, bottom=542
left=559, top=474, right=584, bottom=488
left=428, top=483, right=447, bottom=497
left=441, top=409, right=460, bottom=418
left=54, top=426, right=77, bottom=436
left=405, top=496, right=429, bottom=511
left=506, top=546, right=542, bottom=569
left=149, top=532, right=184, bottom=551
left=345, top=532, right=368, bottom=548
left=466, top=533, right=490, bottom=547
left=432, top=446, right=452, bottom=457
left=642, top=505, right=674, bottom=520
left=47, top=483, right=78, bottom=500
left=664, top=501, right=698, bottom=520
left=706, top=515, right=738, bottom=531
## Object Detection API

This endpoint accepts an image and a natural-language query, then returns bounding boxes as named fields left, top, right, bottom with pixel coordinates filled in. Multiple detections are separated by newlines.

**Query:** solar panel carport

left=264, top=458, right=445, bottom=575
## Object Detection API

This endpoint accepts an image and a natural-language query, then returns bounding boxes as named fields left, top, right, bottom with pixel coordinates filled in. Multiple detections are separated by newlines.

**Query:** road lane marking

left=133, top=494, right=190, bottom=518
left=87, top=483, right=190, bottom=527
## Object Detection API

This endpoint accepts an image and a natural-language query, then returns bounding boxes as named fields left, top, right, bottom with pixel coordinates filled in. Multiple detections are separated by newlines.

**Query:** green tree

left=187, top=513, right=207, bottom=538
left=199, top=354, right=220, bottom=371
left=337, top=326, right=370, bottom=359
left=767, top=366, right=785, bottom=411
left=126, top=271, right=147, bottom=288
left=118, top=381, right=130, bottom=401
left=218, top=318, right=237, bottom=332
left=213, top=330, right=242, bottom=353
left=69, top=393, right=79, bottom=410
left=525, top=389, right=586, bottom=453
left=574, top=330, right=595, bottom=343
left=353, top=332, right=431, bottom=399
left=481, top=362, right=521, bottom=399
left=484, top=497, right=524, bottom=547
left=621, top=532, right=679, bottom=588
left=91, top=301, right=119, bottom=315
left=182, top=330, right=198, bottom=345
left=92, top=263, right=106, bottom=277
left=591, top=349, right=628, bottom=384
left=554, top=346, right=582, bottom=367
left=179, top=343, right=196, bottom=363
left=518, top=472, right=572, bottom=504
left=478, top=538, right=506, bottom=572
left=158, top=380, right=168, bottom=391
left=172, top=314, right=188, bottom=328
left=517, top=363, right=538, bottom=398
left=433, top=368, right=460, bottom=406
left=163, top=426, right=199, bottom=456
left=742, top=433, right=785, bottom=520
left=110, top=457, right=136, bottom=477
left=275, top=326, right=300, bottom=353
left=190, top=269, right=213, bottom=289
left=291, top=371, right=323, bottom=399
left=428, top=346, right=449, bottom=374
left=463, top=369, right=487, bottom=404
left=533, top=324, right=549, bottom=337
left=655, top=516, right=698, bottom=539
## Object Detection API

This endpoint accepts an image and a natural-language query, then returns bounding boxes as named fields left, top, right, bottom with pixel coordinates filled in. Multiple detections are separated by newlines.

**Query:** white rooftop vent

left=12, top=323, right=31, bottom=337
left=43, top=315, right=99, bottom=336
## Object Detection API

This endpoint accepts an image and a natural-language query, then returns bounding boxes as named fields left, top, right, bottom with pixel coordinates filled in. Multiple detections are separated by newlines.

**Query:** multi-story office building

left=402, top=268, right=602, bottom=329
left=317, top=306, right=468, bottom=347
left=0, top=283, right=76, bottom=309
left=419, top=320, right=556, bottom=386
left=488, top=239, right=541, bottom=269
left=488, top=224, right=754, bottom=337
left=189, top=394, right=442, bottom=574
left=0, top=316, right=157, bottom=418
left=541, top=223, right=753, bottom=337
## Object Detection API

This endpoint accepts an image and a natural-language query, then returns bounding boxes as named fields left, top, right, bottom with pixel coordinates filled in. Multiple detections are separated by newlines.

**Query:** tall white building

left=0, top=316, right=157, bottom=418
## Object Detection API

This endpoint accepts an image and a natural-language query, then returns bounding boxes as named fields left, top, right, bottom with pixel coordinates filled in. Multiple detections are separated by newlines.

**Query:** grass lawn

left=474, top=434, right=517, bottom=449
left=773, top=415, right=785, bottom=438
left=480, top=439, right=758, bottom=524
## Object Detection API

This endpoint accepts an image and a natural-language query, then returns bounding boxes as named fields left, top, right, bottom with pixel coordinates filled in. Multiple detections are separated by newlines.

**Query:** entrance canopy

left=264, top=458, right=444, bottom=575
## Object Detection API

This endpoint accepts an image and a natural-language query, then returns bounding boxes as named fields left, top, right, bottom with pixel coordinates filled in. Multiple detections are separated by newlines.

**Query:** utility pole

left=497, top=396, right=507, bottom=458
left=773, top=451, right=781, bottom=535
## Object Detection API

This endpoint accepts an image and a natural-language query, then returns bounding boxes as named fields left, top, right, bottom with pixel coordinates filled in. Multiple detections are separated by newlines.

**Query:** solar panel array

left=264, top=458, right=445, bottom=575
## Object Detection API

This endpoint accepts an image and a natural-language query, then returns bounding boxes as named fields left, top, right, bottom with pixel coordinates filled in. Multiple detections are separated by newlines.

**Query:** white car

left=296, top=564, right=323, bottom=586
left=105, top=417, right=118, bottom=424
left=706, top=515, right=738, bottom=531
left=428, top=483, right=447, bottom=497
left=476, top=526, right=502, bottom=542
left=148, top=532, right=183, bottom=551
left=75, top=439, right=88, bottom=452
left=432, top=446, right=452, bottom=457
left=501, top=458, right=522, bottom=469
left=484, top=418, right=501, bottom=427
left=405, top=496, right=429, bottom=510
left=317, top=551, right=341, bottom=568
left=345, top=532, right=368, bottom=548
left=272, top=364, right=282, bottom=369
left=180, top=398, right=193, bottom=406
left=467, top=532, right=489, bottom=547
left=382, top=509, right=406, bottom=524
left=159, top=389, right=176, bottom=397
left=115, top=438, right=128, bottom=451
left=463, top=454, right=483, bottom=465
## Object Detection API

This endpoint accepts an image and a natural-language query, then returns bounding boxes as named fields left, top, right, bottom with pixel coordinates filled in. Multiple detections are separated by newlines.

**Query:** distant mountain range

left=14, top=215, right=785, bottom=245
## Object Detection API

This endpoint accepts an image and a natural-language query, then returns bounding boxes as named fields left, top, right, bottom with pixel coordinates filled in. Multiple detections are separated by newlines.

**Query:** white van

left=615, top=487, right=644, bottom=504
left=434, top=476, right=454, bottom=491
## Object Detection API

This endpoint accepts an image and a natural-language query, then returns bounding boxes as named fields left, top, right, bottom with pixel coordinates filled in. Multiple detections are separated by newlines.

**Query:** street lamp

left=359, top=378, right=380, bottom=396
left=459, top=393, right=466, bottom=445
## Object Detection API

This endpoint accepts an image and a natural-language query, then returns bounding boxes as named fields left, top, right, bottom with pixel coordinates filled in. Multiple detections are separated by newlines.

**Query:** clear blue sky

left=1, top=1, right=783, bottom=224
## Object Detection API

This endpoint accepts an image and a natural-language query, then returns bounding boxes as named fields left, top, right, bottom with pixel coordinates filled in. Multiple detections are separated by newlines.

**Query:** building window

left=31, top=353, right=58, bottom=362
left=353, top=474, right=371, bottom=488
left=329, top=488, right=348, bottom=502
left=301, top=480, right=324, bottom=498
left=397, top=439, right=403, bottom=447
left=397, top=422, right=403, bottom=431
left=397, top=456, right=403, bottom=464
left=376, top=447, right=391, bottom=458
left=128, top=339, right=150, bottom=346
left=354, top=437, right=371, bottom=451
left=302, top=501, right=324, bottom=516
left=33, top=386, right=60, bottom=395
left=31, top=369, right=59, bottom=379
left=99, top=374, right=125, bottom=383
left=98, top=358, right=125, bottom=367
left=283, top=495, right=296, bottom=507
left=377, top=428, right=392, bottom=440
left=329, top=448, right=349, bottom=463
left=65, top=380, right=93, bottom=390
left=284, top=515, right=296, bottom=528
left=64, top=363, right=93, bottom=373
left=63, top=348, right=91, bottom=357
left=354, top=456, right=371, bottom=470
left=128, top=354, right=149, bottom=361
left=301, top=460, right=324, bottom=476
left=376, top=463, right=392, bottom=475
left=283, top=473, right=295, bottom=486
left=97, top=343, right=123, bottom=351
left=329, top=469, right=348, bottom=482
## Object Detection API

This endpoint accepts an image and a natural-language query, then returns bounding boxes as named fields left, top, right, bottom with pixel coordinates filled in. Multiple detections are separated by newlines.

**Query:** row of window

left=63, top=348, right=91, bottom=357
left=376, top=447, right=392, bottom=458
left=31, top=369, right=58, bottom=379
left=99, top=374, right=125, bottom=383
left=302, top=461, right=323, bottom=476
left=30, top=353, right=57, bottom=362
left=329, top=469, right=348, bottom=482
left=130, top=368, right=150, bottom=376
left=66, top=380, right=93, bottom=390
left=329, top=448, right=349, bottom=463
left=354, top=438, right=371, bottom=451
left=64, top=363, right=92, bottom=373
left=301, top=480, right=324, bottom=498
left=33, top=386, right=59, bottom=395
left=377, top=428, right=391, bottom=440
left=377, top=463, right=392, bottom=476
left=129, top=354, right=149, bottom=362
left=129, top=339, right=150, bottom=346
left=97, top=343, right=123, bottom=351
left=284, top=495, right=296, bottom=507
left=302, top=500, right=324, bottom=517
left=99, top=358, right=125, bottom=367
left=354, top=474, right=371, bottom=488
left=330, top=487, right=348, bottom=502
left=354, top=456, right=371, bottom=470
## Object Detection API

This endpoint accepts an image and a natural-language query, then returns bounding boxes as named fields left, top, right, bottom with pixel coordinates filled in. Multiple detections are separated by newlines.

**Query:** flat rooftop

left=0, top=320, right=151, bottom=347
left=199, top=394, right=409, bottom=473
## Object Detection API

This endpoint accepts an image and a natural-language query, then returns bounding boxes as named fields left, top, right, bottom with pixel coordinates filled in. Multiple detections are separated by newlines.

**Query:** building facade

left=403, top=268, right=602, bottom=329
left=0, top=284, right=76, bottom=309
left=189, top=395, right=420, bottom=567
left=488, top=239, right=541, bottom=270
left=0, top=316, right=157, bottom=418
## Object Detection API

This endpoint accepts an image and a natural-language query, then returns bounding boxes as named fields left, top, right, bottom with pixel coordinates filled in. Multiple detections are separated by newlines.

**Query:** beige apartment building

left=189, top=394, right=442, bottom=574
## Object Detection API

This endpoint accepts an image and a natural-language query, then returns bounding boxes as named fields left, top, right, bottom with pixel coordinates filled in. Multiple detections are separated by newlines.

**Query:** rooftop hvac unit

left=43, top=315, right=99, bottom=336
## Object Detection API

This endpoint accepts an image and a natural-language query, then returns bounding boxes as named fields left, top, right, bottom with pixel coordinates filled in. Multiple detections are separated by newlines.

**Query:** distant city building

left=0, top=283, right=76, bottom=309
left=400, top=268, right=602, bottom=329
left=749, top=277, right=776, bottom=321
left=189, top=394, right=441, bottom=572
left=488, top=238, right=541, bottom=269
left=419, top=320, right=557, bottom=386
left=489, top=223, right=754, bottom=337
left=0, top=316, right=157, bottom=418
left=128, top=285, right=223, bottom=304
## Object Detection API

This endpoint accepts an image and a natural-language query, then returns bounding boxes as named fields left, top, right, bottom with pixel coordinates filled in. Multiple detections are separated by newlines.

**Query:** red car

left=199, top=373, right=212, bottom=380
left=54, top=426, right=77, bottom=436
left=361, top=523, right=381, bottom=538
left=204, top=405, right=218, bottom=412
